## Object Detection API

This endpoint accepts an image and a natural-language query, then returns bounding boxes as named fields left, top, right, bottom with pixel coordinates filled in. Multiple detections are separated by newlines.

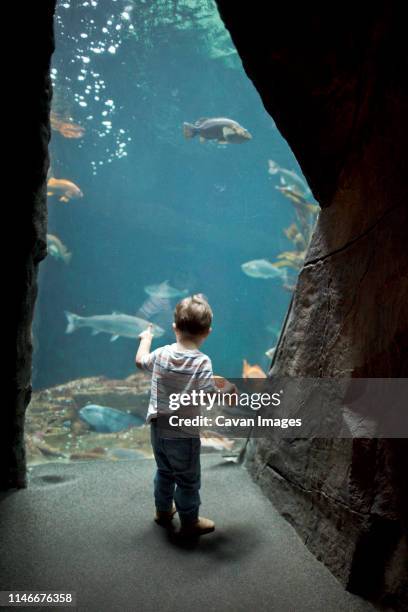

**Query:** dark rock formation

left=2, top=1, right=56, bottom=489
left=216, top=2, right=408, bottom=608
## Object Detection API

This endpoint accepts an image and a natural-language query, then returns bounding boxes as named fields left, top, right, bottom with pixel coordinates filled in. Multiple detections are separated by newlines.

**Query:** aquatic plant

left=271, top=190, right=319, bottom=291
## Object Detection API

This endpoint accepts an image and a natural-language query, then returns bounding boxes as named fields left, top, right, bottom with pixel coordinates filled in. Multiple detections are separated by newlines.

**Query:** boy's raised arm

left=135, top=323, right=154, bottom=369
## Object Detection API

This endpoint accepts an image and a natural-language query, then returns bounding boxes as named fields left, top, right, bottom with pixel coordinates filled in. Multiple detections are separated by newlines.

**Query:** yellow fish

left=47, top=177, right=83, bottom=203
left=242, top=359, right=267, bottom=379
left=50, top=112, right=85, bottom=139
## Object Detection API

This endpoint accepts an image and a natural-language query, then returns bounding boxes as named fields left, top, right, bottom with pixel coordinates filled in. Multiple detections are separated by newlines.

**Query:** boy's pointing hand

left=139, top=323, right=154, bottom=340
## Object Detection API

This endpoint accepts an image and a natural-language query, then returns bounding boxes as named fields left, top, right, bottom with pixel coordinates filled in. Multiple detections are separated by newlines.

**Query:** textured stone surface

left=216, top=2, right=408, bottom=608
left=2, top=2, right=56, bottom=490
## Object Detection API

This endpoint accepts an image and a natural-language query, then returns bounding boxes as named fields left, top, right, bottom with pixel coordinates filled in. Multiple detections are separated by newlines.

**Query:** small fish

left=33, top=438, right=66, bottom=459
left=268, top=160, right=311, bottom=198
left=47, top=177, right=83, bottom=203
left=241, top=259, right=288, bottom=281
left=276, top=186, right=319, bottom=217
left=47, top=233, right=72, bottom=264
left=64, top=311, right=164, bottom=341
left=275, top=185, right=307, bottom=205
left=144, top=280, right=188, bottom=299
left=79, top=404, right=144, bottom=433
left=183, top=117, right=252, bottom=144
left=242, top=359, right=267, bottom=379
left=265, top=346, right=276, bottom=359
left=50, top=112, right=85, bottom=139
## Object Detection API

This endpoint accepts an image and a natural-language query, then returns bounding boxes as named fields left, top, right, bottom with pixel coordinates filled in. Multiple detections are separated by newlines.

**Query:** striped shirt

left=140, top=343, right=216, bottom=423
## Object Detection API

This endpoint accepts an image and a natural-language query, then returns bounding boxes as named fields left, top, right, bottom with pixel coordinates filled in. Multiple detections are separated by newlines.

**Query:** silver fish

left=241, top=259, right=288, bottom=281
left=183, top=117, right=252, bottom=144
left=65, top=311, right=164, bottom=341
left=144, top=280, right=188, bottom=299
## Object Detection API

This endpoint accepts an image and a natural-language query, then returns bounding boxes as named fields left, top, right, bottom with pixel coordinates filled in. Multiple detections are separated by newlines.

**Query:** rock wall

left=2, top=2, right=56, bottom=490
left=216, top=2, right=408, bottom=608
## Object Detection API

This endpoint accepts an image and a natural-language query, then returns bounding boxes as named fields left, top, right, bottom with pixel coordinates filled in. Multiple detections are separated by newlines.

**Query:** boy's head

left=173, top=294, right=212, bottom=340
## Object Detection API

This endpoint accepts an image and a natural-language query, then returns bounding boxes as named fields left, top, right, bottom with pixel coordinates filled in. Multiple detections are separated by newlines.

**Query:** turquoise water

left=34, top=0, right=314, bottom=390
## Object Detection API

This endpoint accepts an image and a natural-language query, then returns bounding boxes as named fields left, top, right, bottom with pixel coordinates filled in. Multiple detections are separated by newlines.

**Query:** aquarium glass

left=27, top=0, right=317, bottom=465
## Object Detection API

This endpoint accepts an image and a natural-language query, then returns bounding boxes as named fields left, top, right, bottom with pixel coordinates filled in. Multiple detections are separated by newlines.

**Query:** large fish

left=144, top=280, right=188, bottom=299
left=183, top=117, right=252, bottom=144
left=79, top=404, right=144, bottom=433
left=47, top=177, right=83, bottom=203
left=65, top=311, right=165, bottom=341
left=268, top=160, right=311, bottom=198
left=47, top=234, right=72, bottom=264
left=241, top=259, right=288, bottom=281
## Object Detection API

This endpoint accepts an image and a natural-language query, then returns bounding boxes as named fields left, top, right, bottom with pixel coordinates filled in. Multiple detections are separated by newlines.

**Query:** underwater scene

left=28, top=0, right=318, bottom=466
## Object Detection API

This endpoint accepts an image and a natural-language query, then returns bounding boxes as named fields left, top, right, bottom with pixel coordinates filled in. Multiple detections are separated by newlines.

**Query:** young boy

left=135, top=294, right=229, bottom=536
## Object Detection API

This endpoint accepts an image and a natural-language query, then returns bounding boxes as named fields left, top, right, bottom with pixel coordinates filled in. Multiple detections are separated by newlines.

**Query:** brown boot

left=179, top=516, right=215, bottom=537
left=154, top=504, right=177, bottom=527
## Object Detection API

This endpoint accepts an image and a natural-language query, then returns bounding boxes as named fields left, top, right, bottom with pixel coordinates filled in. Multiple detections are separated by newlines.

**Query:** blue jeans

left=150, top=422, right=201, bottom=524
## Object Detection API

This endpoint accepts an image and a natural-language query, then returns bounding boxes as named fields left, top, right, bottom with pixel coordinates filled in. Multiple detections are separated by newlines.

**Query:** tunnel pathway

left=0, top=456, right=374, bottom=612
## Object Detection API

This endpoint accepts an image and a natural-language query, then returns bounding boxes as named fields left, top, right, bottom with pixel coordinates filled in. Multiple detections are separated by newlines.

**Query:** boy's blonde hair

left=174, top=294, right=212, bottom=337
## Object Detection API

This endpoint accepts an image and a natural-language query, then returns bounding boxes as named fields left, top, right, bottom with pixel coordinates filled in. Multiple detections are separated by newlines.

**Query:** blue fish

left=79, top=404, right=144, bottom=433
